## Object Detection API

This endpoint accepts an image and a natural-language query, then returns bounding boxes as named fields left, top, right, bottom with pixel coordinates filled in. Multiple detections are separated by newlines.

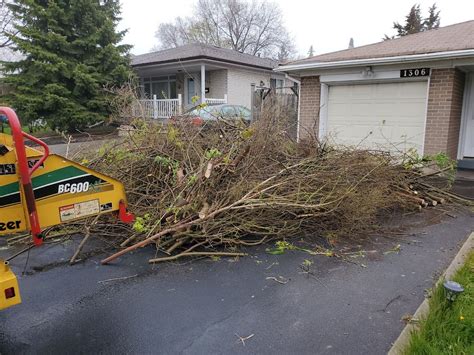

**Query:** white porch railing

left=133, top=94, right=229, bottom=119
left=205, top=95, right=228, bottom=106
left=133, top=94, right=182, bottom=119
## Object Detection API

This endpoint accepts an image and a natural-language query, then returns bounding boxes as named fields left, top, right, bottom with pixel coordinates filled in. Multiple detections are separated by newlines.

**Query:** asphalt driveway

left=0, top=208, right=472, bottom=354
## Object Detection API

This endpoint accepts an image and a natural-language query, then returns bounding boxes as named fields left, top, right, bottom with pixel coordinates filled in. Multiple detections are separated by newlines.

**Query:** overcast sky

left=119, top=0, right=474, bottom=57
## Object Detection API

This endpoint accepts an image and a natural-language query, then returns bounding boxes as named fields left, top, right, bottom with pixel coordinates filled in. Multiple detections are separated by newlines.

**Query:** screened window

left=170, top=81, right=177, bottom=98
left=142, top=75, right=177, bottom=99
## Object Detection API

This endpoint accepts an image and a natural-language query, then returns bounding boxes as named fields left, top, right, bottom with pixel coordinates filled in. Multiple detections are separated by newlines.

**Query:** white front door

left=462, top=73, right=474, bottom=157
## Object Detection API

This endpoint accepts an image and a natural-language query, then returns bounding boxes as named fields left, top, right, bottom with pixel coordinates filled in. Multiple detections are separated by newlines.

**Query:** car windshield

left=188, top=107, right=213, bottom=120
left=186, top=107, right=218, bottom=120
left=235, top=107, right=251, bottom=120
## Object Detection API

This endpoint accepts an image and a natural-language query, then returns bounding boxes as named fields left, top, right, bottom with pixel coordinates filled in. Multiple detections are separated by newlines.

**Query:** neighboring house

left=277, top=20, right=474, bottom=166
left=131, top=43, right=288, bottom=118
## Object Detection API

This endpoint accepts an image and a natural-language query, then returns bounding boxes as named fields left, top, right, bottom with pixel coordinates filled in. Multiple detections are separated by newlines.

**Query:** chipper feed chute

left=0, top=107, right=134, bottom=310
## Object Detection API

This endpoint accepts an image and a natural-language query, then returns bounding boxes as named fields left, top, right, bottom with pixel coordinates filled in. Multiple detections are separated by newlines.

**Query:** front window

left=142, top=75, right=177, bottom=99
left=170, top=81, right=177, bottom=99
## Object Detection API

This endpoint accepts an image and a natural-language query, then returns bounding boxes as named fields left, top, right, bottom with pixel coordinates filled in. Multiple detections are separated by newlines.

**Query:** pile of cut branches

left=78, top=111, right=457, bottom=264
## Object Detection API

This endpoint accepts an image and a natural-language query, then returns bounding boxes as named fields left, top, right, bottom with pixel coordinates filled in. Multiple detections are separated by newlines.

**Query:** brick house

left=131, top=43, right=288, bottom=118
left=276, top=20, right=474, bottom=166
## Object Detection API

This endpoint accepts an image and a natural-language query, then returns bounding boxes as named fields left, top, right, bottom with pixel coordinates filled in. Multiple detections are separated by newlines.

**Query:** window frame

left=142, top=75, right=177, bottom=99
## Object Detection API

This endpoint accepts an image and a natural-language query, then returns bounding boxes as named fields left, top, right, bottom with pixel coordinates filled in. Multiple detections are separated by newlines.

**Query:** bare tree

left=0, top=0, right=15, bottom=48
left=275, top=33, right=295, bottom=62
left=155, top=0, right=296, bottom=61
left=155, top=18, right=193, bottom=49
left=0, top=0, right=21, bottom=62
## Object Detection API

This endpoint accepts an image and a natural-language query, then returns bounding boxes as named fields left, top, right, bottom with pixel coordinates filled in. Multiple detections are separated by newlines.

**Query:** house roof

left=131, top=43, right=278, bottom=70
left=280, top=20, right=474, bottom=69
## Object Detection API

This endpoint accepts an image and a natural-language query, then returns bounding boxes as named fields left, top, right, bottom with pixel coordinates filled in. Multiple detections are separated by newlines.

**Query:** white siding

left=227, top=68, right=271, bottom=108
left=207, top=70, right=227, bottom=99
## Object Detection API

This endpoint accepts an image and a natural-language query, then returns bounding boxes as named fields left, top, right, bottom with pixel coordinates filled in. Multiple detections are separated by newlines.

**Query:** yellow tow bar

left=0, top=259, right=21, bottom=310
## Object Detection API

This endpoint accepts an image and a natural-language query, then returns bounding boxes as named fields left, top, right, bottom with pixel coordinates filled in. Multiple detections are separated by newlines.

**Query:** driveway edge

left=388, top=231, right=474, bottom=355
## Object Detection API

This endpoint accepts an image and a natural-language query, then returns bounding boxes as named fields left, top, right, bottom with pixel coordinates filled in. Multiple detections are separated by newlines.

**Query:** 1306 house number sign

left=400, top=68, right=430, bottom=78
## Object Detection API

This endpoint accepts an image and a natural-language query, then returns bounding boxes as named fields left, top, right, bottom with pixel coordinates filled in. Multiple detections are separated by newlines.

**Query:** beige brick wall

left=424, top=68, right=466, bottom=158
left=299, top=76, right=321, bottom=139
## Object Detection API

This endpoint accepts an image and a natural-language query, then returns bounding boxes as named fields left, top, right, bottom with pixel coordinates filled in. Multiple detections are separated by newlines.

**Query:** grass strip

left=405, top=252, right=473, bottom=354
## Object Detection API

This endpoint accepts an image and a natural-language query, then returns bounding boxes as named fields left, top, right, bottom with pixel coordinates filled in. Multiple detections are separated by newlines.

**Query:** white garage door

left=326, top=81, right=428, bottom=154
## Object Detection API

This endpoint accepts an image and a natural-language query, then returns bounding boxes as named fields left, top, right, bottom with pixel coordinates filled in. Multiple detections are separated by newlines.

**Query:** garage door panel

left=398, top=82, right=428, bottom=98
left=348, top=103, right=375, bottom=116
left=329, top=101, right=426, bottom=117
left=327, top=128, right=424, bottom=152
left=351, top=86, right=373, bottom=98
left=326, top=82, right=427, bottom=154
left=374, top=85, right=402, bottom=99
left=326, top=133, right=425, bottom=151
left=363, top=103, right=398, bottom=117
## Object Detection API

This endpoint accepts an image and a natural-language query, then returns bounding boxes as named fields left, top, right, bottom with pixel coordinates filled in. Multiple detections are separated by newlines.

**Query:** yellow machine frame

left=0, top=132, right=131, bottom=235
left=0, top=260, right=21, bottom=310
left=0, top=107, right=133, bottom=310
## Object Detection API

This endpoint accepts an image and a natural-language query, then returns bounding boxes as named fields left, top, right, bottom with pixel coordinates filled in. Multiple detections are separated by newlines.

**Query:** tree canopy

left=424, top=3, right=441, bottom=30
left=384, top=3, right=440, bottom=39
left=3, top=0, right=133, bottom=131
left=155, top=0, right=295, bottom=61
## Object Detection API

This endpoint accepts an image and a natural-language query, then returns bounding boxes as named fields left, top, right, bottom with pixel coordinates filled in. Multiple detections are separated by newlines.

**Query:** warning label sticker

left=59, top=199, right=100, bottom=222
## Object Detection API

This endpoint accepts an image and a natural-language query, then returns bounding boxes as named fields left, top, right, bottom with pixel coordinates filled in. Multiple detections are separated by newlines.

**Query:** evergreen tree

left=348, top=38, right=354, bottom=49
left=424, top=3, right=440, bottom=30
left=393, top=4, right=423, bottom=36
left=384, top=3, right=441, bottom=40
left=3, top=0, right=132, bottom=131
left=308, top=45, right=314, bottom=57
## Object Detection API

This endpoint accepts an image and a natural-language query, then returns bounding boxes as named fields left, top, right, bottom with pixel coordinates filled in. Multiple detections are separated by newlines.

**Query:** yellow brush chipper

left=0, top=107, right=134, bottom=311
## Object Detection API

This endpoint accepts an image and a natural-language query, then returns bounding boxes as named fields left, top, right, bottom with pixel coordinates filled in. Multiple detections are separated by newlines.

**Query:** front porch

left=132, top=95, right=228, bottom=119
left=135, top=62, right=229, bottom=119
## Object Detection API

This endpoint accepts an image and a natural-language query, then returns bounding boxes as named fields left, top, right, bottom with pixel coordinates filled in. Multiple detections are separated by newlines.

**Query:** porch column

left=201, top=64, right=206, bottom=104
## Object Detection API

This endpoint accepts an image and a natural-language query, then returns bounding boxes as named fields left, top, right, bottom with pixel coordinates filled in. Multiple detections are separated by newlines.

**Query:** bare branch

left=0, top=0, right=15, bottom=49
left=154, top=0, right=296, bottom=60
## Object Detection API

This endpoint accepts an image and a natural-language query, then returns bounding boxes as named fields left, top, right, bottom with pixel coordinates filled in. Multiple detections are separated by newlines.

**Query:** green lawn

left=0, top=123, right=53, bottom=137
left=404, top=252, right=474, bottom=355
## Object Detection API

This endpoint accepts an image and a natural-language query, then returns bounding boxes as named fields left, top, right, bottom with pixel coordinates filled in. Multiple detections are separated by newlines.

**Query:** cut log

left=423, top=196, right=438, bottom=206
left=396, top=192, right=427, bottom=206
left=426, top=192, right=446, bottom=204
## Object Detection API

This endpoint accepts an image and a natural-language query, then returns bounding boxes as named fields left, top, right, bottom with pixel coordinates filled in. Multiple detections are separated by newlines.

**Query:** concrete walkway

left=0, top=210, right=472, bottom=354
left=48, top=139, right=111, bottom=159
